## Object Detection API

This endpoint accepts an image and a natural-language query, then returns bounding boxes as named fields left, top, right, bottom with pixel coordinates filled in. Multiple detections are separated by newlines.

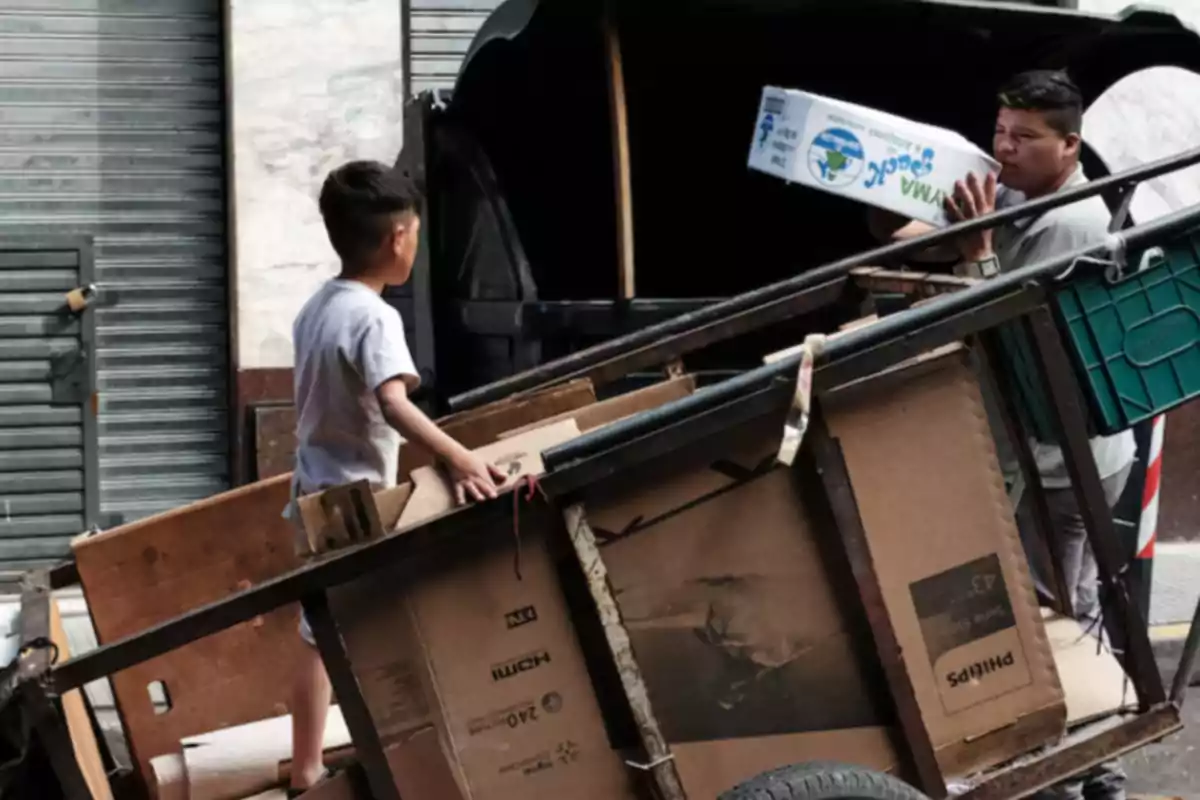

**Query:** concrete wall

left=229, top=0, right=406, bottom=372
left=226, top=0, right=408, bottom=481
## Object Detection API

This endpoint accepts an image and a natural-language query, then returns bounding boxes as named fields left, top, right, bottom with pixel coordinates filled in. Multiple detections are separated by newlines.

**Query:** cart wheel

left=719, top=761, right=931, bottom=800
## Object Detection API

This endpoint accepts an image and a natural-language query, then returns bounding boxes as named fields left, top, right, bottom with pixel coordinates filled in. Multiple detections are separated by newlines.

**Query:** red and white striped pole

left=1137, top=414, right=1165, bottom=561
left=1131, top=414, right=1165, bottom=621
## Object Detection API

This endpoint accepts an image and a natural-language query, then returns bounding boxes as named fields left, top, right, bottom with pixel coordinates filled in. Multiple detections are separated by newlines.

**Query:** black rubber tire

left=718, top=761, right=932, bottom=800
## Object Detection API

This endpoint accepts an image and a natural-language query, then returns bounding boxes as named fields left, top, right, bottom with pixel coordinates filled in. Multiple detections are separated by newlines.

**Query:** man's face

left=385, top=212, right=421, bottom=285
left=993, top=107, right=1080, bottom=196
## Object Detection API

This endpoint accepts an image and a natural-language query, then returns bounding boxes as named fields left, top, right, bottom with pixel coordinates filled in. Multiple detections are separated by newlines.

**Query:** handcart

left=10, top=148, right=1200, bottom=800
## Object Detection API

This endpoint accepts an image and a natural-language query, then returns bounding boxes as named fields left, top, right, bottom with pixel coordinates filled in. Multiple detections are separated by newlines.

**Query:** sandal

left=287, top=768, right=333, bottom=799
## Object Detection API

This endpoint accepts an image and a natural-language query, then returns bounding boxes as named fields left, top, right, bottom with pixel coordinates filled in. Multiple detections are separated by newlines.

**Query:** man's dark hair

left=997, top=70, right=1083, bottom=137
left=318, top=160, right=422, bottom=267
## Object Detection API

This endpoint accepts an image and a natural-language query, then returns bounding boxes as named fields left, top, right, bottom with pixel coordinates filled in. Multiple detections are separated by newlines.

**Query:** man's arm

left=377, top=378, right=505, bottom=504
left=866, top=208, right=958, bottom=263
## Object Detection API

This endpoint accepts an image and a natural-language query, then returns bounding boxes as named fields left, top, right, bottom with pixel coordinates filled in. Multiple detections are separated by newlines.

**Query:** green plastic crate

left=1056, top=229, right=1200, bottom=435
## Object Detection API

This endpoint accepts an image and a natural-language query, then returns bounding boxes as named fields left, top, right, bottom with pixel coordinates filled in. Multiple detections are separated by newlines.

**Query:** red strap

left=511, top=475, right=549, bottom=580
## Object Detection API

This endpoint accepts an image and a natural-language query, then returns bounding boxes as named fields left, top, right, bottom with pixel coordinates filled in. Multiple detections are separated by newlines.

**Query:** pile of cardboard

left=295, top=339, right=1138, bottom=800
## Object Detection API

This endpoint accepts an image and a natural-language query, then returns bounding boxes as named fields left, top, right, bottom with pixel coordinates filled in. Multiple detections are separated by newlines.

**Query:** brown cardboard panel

left=496, top=376, right=697, bottom=440
left=408, top=529, right=639, bottom=800
left=398, top=420, right=581, bottom=528
left=590, top=426, right=891, bottom=760
left=825, top=346, right=1066, bottom=776
left=330, top=526, right=638, bottom=800
left=72, top=475, right=306, bottom=789
left=1042, top=610, right=1137, bottom=726
left=396, top=379, right=596, bottom=478
left=672, top=727, right=898, bottom=797
left=331, top=422, right=638, bottom=800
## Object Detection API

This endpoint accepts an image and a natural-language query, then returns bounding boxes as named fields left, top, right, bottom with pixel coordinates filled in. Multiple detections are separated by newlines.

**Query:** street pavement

left=1125, top=542, right=1200, bottom=799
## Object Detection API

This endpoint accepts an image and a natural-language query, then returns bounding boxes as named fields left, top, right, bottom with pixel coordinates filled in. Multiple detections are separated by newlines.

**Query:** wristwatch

left=964, top=254, right=1001, bottom=279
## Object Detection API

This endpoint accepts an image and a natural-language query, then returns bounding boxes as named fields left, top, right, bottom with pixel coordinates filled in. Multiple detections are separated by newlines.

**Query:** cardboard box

left=587, top=344, right=1065, bottom=790
left=587, top=419, right=902, bottom=796
left=325, top=420, right=641, bottom=800
left=313, top=358, right=1064, bottom=795
left=823, top=344, right=1066, bottom=776
left=747, top=86, right=999, bottom=226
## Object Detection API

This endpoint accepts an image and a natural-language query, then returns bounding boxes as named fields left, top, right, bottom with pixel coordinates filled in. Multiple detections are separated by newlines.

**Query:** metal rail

left=449, top=145, right=1200, bottom=412
left=542, top=202, right=1200, bottom=471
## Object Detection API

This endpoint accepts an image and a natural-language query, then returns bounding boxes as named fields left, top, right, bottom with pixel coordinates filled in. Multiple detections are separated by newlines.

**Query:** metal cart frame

left=14, top=150, right=1200, bottom=800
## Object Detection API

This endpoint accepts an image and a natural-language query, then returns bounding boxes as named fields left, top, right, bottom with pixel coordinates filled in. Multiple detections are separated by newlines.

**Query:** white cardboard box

left=748, top=86, right=1000, bottom=226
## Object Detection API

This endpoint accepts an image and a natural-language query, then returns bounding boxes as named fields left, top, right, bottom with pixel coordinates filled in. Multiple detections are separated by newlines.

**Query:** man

left=876, top=70, right=1134, bottom=800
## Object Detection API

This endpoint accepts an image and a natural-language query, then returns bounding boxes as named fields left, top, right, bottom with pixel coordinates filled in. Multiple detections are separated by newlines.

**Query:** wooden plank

left=562, top=504, right=686, bottom=799
left=254, top=405, right=298, bottom=481
left=496, top=375, right=696, bottom=440
left=396, top=378, right=596, bottom=477
left=605, top=5, right=635, bottom=299
left=71, top=474, right=307, bottom=791
left=49, top=599, right=114, bottom=800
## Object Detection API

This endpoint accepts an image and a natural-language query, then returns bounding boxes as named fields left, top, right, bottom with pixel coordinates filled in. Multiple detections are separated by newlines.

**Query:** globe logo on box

left=808, top=127, right=864, bottom=187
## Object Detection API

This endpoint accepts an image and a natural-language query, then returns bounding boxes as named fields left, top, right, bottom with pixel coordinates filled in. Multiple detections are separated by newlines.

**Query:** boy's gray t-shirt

left=288, top=279, right=419, bottom=506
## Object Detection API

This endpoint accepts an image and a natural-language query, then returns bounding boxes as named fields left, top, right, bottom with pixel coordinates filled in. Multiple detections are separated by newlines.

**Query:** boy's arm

left=355, top=311, right=505, bottom=505
left=377, top=378, right=506, bottom=505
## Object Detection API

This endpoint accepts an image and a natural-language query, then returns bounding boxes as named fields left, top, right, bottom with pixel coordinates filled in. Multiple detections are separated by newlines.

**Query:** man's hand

left=944, top=171, right=998, bottom=263
left=446, top=451, right=507, bottom=506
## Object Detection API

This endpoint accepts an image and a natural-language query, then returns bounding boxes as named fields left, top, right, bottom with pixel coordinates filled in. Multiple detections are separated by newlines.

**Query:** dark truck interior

left=403, top=0, right=1200, bottom=403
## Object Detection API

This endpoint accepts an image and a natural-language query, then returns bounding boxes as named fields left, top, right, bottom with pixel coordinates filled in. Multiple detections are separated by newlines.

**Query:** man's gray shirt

left=988, top=165, right=1136, bottom=487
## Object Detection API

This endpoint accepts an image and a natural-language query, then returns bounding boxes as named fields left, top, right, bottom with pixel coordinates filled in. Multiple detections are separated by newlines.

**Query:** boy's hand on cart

left=448, top=452, right=508, bottom=505
left=945, top=171, right=998, bottom=263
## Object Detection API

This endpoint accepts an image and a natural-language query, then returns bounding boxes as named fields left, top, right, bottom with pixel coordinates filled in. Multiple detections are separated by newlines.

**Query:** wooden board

left=395, top=378, right=597, bottom=477
left=49, top=598, right=114, bottom=800
left=253, top=405, right=298, bottom=481
left=605, top=6, right=635, bottom=299
left=72, top=474, right=307, bottom=790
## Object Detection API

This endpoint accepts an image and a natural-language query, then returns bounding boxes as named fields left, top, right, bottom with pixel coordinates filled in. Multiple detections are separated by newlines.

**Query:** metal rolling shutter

left=405, top=0, right=504, bottom=97
left=0, top=0, right=229, bottom=566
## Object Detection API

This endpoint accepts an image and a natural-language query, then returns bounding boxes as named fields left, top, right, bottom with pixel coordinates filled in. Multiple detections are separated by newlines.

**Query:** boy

left=284, top=160, right=506, bottom=796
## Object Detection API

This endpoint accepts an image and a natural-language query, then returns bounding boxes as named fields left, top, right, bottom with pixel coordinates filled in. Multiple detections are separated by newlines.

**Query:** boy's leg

left=291, top=610, right=333, bottom=792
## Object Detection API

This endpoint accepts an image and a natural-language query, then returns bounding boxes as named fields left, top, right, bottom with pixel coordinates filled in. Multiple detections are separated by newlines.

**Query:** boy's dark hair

left=318, top=160, right=422, bottom=267
left=997, top=70, right=1083, bottom=137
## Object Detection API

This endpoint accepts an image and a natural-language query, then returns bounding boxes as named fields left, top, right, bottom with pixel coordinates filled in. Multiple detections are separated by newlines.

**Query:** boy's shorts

left=299, top=608, right=317, bottom=647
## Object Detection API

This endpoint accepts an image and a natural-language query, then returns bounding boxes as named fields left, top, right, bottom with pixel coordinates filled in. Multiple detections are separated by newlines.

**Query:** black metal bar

left=456, top=298, right=719, bottom=337
left=976, top=332, right=1074, bottom=619
left=449, top=147, right=1200, bottom=412
left=800, top=415, right=947, bottom=798
left=1023, top=308, right=1167, bottom=708
left=815, top=289, right=1043, bottom=390
left=1170, top=590, right=1200, bottom=706
left=302, top=591, right=402, bottom=800
left=961, top=705, right=1181, bottom=800
left=542, top=201, right=1200, bottom=473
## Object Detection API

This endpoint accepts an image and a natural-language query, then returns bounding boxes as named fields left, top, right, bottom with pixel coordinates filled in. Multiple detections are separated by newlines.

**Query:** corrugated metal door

left=0, top=0, right=229, bottom=568
left=0, top=240, right=97, bottom=573
left=404, top=0, right=505, bottom=97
